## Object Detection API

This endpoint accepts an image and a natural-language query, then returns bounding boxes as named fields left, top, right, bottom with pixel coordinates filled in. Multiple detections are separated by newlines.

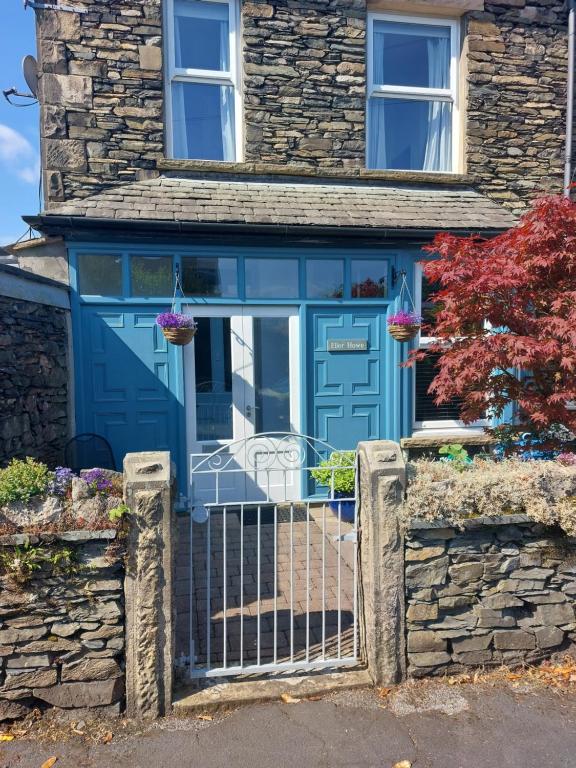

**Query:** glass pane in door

left=253, top=317, right=291, bottom=432
left=194, top=317, right=233, bottom=440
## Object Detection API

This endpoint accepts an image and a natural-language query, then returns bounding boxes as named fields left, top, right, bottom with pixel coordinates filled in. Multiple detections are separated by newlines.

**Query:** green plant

left=0, top=542, right=45, bottom=583
left=47, top=546, right=78, bottom=576
left=108, top=503, right=130, bottom=523
left=404, top=458, right=576, bottom=535
left=311, top=451, right=356, bottom=495
left=0, top=458, right=51, bottom=505
left=438, top=443, right=472, bottom=470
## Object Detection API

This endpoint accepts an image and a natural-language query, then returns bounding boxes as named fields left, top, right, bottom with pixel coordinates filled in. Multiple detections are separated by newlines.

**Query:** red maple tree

left=413, top=195, right=576, bottom=433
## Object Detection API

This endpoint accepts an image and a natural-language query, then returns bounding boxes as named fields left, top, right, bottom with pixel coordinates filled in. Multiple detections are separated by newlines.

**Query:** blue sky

left=0, top=2, right=40, bottom=246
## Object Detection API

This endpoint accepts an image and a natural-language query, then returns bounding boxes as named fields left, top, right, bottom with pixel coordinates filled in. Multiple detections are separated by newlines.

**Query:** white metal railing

left=187, top=433, right=359, bottom=679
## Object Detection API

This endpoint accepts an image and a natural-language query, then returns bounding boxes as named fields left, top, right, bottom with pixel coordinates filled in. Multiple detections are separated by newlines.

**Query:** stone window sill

left=401, top=433, right=496, bottom=450
left=157, top=159, right=471, bottom=187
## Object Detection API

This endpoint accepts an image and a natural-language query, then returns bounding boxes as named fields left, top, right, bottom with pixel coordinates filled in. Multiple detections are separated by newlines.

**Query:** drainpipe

left=564, top=0, right=576, bottom=197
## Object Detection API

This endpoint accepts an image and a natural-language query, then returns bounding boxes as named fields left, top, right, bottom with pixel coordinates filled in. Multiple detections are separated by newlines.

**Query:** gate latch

left=333, top=531, right=357, bottom=543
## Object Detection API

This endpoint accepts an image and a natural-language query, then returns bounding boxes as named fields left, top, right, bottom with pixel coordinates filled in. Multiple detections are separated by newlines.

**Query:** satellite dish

left=22, top=55, right=38, bottom=98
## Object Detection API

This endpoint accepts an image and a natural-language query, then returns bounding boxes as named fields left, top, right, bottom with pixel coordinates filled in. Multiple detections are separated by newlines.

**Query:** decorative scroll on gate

left=188, top=433, right=359, bottom=679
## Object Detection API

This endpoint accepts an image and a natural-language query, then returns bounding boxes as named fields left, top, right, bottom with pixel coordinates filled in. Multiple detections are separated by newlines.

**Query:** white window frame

left=413, top=264, right=487, bottom=433
left=366, top=12, right=461, bottom=174
left=164, top=0, right=243, bottom=161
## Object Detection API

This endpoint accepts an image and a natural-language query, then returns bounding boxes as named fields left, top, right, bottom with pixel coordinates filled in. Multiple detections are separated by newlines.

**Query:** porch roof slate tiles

left=44, top=176, right=517, bottom=232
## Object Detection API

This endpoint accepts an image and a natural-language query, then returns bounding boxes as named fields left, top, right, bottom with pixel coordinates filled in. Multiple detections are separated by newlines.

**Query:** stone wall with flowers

left=0, top=462, right=128, bottom=722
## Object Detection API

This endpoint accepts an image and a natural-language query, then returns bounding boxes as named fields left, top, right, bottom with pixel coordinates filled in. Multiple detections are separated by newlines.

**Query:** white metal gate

left=188, top=433, right=359, bottom=679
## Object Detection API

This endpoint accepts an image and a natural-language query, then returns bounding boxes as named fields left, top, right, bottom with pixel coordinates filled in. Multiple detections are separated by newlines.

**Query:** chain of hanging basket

left=156, top=269, right=198, bottom=346
left=387, top=272, right=422, bottom=343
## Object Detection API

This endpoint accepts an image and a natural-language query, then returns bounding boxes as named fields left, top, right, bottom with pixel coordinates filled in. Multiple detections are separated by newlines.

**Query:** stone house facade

left=20, top=0, right=573, bottom=496
left=36, top=0, right=571, bottom=213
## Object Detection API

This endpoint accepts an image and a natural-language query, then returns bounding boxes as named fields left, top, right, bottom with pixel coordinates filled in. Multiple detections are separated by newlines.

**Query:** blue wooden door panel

left=308, top=308, right=401, bottom=449
left=77, top=306, right=182, bottom=473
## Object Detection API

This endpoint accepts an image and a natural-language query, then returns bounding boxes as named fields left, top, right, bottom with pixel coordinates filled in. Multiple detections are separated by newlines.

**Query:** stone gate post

left=124, top=452, right=175, bottom=718
left=357, top=440, right=407, bottom=686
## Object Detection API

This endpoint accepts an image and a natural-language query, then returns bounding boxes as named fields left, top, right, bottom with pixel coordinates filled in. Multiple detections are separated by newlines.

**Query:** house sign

left=327, top=339, right=368, bottom=352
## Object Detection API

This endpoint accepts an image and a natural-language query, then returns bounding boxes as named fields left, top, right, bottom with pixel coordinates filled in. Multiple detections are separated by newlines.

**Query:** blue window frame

left=73, top=248, right=393, bottom=303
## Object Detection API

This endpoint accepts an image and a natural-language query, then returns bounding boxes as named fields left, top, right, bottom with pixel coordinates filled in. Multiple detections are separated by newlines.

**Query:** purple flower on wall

left=48, top=467, right=75, bottom=496
left=156, top=312, right=197, bottom=329
left=387, top=310, right=422, bottom=326
left=83, top=468, right=113, bottom=495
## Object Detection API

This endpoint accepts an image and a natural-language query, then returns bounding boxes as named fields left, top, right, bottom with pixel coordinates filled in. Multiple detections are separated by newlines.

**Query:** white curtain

left=368, top=101, right=387, bottom=169
left=423, top=36, right=451, bottom=171
left=220, top=20, right=235, bottom=161
left=368, top=27, right=387, bottom=169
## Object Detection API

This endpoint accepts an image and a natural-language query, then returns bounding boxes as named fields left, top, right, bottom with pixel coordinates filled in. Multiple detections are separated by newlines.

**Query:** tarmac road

left=2, top=680, right=576, bottom=768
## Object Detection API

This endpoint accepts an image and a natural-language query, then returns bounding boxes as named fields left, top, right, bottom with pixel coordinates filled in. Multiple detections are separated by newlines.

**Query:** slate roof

left=43, top=176, right=516, bottom=232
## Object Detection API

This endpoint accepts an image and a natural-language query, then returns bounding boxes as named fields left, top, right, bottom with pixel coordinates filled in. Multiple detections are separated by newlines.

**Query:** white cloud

left=0, top=124, right=39, bottom=186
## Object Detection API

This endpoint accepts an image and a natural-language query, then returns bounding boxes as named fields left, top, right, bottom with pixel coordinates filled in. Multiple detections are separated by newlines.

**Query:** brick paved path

left=176, top=504, right=356, bottom=672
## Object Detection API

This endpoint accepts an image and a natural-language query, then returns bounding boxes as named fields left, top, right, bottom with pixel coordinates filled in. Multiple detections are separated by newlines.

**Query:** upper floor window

left=166, top=0, right=240, bottom=161
left=367, top=14, right=459, bottom=173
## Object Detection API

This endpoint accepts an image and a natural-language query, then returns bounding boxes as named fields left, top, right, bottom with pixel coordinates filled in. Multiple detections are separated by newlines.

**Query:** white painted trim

left=182, top=305, right=300, bottom=487
left=164, top=0, right=242, bottom=161
left=366, top=10, right=461, bottom=173
left=413, top=263, right=486, bottom=432
left=0, top=270, right=70, bottom=309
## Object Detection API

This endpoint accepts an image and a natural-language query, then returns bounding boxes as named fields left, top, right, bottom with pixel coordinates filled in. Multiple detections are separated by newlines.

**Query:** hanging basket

left=160, top=326, right=197, bottom=346
left=387, top=323, right=421, bottom=342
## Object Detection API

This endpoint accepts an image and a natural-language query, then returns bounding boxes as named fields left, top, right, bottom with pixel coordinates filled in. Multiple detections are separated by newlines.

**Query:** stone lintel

left=357, top=440, right=407, bottom=686
left=367, top=0, right=484, bottom=15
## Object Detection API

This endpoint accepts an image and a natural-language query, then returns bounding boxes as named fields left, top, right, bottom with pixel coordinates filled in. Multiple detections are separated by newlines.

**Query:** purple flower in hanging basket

left=155, top=312, right=197, bottom=329
left=387, top=310, right=422, bottom=326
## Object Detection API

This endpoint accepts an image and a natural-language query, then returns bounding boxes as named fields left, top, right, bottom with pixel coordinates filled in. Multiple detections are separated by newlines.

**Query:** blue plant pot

left=328, top=493, right=356, bottom=524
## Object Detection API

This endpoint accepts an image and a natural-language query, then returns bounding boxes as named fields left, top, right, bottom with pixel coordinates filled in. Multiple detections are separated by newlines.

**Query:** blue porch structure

left=69, top=244, right=418, bottom=497
left=26, top=172, right=516, bottom=501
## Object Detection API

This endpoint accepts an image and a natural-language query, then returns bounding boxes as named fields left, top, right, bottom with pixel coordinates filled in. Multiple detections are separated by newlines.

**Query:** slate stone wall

left=0, top=530, right=124, bottom=722
left=405, top=517, right=576, bottom=678
left=466, top=1, right=569, bottom=213
left=36, top=1, right=164, bottom=205
left=0, top=295, right=69, bottom=468
left=242, top=0, right=366, bottom=167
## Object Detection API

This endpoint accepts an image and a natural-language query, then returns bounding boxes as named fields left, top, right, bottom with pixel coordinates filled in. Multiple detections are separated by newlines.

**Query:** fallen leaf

left=280, top=693, right=301, bottom=704
left=306, top=695, right=323, bottom=702
left=101, top=731, right=113, bottom=744
left=377, top=686, right=392, bottom=698
left=196, top=714, right=213, bottom=721
left=0, top=735, right=14, bottom=742
left=41, top=759, right=58, bottom=768
left=393, top=761, right=412, bottom=768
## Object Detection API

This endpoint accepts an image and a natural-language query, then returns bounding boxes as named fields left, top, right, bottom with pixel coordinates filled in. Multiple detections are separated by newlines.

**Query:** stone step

left=173, top=668, right=371, bottom=714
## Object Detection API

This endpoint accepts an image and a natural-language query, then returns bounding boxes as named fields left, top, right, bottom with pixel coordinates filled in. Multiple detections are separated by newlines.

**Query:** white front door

left=184, top=306, right=300, bottom=505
